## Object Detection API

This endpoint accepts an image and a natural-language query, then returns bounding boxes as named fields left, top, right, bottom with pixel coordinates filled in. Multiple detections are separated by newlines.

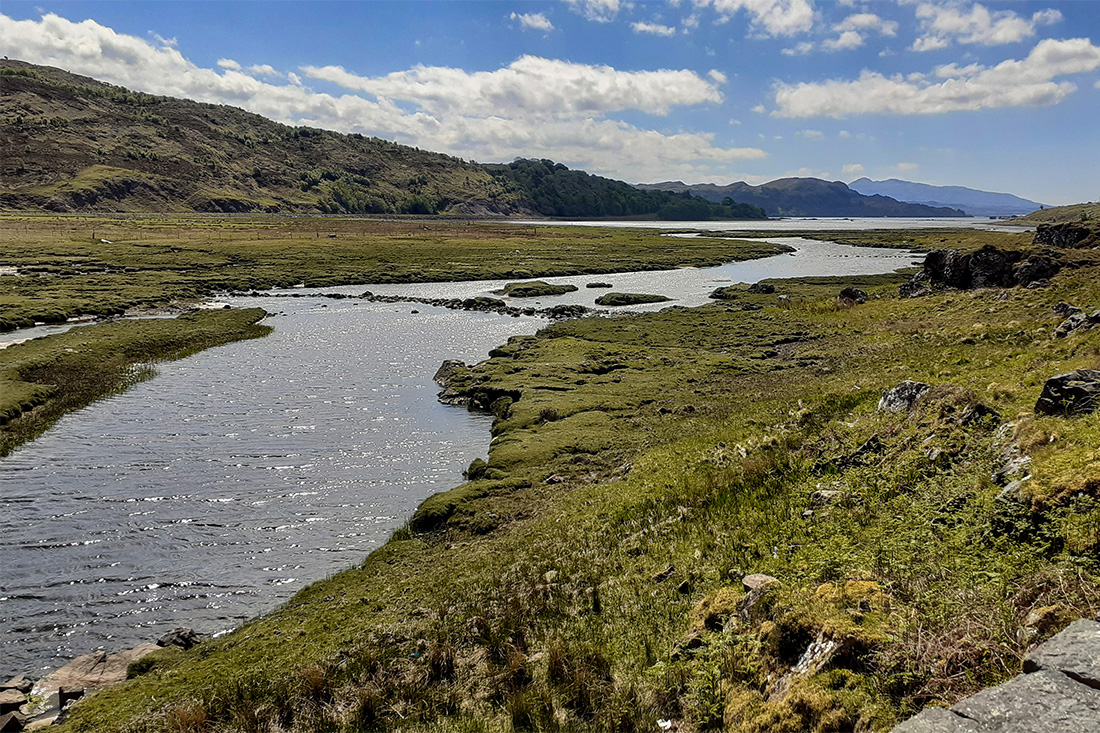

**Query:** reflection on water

left=0, top=236, right=917, bottom=678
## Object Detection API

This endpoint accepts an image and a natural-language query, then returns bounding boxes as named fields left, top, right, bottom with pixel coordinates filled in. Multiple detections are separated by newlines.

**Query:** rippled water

left=0, top=237, right=917, bottom=678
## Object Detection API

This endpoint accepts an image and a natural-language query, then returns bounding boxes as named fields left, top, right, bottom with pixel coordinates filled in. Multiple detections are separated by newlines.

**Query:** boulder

left=890, top=707, right=986, bottom=733
left=33, top=644, right=160, bottom=698
left=969, top=245, right=1022, bottom=288
left=157, top=627, right=205, bottom=650
left=951, top=669, right=1100, bottom=732
left=1034, top=370, right=1100, bottom=416
left=1053, top=301, right=1082, bottom=317
left=923, top=250, right=972, bottom=289
left=878, top=381, right=931, bottom=413
left=0, top=711, right=27, bottom=732
left=1034, top=222, right=1096, bottom=249
left=898, top=280, right=932, bottom=298
left=748, top=282, right=775, bottom=294
left=0, top=678, right=31, bottom=695
left=433, top=359, right=466, bottom=387
left=1012, top=255, right=1061, bottom=286
left=0, top=691, right=23, bottom=716
left=1022, top=618, right=1100, bottom=688
left=1055, top=313, right=1092, bottom=338
left=838, top=287, right=868, bottom=304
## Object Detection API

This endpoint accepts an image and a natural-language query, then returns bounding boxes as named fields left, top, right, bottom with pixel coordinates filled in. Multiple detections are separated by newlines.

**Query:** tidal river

left=0, top=235, right=921, bottom=678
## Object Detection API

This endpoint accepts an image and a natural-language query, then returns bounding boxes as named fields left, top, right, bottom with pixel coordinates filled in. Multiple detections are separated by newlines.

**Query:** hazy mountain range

left=848, top=178, right=1046, bottom=217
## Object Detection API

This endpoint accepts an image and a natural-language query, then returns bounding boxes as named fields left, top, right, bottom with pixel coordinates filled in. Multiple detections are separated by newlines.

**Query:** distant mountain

left=637, top=178, right=965, bottom=218
left=849, top=178, right=1045, bottom=217
left=487, top=159, right=765, bottom=220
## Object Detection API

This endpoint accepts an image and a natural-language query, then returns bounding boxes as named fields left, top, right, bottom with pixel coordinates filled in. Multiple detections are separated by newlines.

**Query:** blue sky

left=2, top=1, right=1098, bottom=205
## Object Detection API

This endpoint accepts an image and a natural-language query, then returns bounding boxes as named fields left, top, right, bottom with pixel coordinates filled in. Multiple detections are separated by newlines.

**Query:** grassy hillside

left=0, top=60, right=523, bottom=216
left=1011, top=202, right=1099, bottom=224
left=53, top=231, right=1100, bottom=732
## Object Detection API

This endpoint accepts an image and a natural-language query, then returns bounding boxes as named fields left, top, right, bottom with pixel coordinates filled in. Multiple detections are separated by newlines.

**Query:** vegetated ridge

left=849, top=177, right=1046, bottom=217
left=1011, top=201, right=1100, bottom=225
left=0, top=60, right=763, bottom=220
left=637, top=178, right=967, bottom=218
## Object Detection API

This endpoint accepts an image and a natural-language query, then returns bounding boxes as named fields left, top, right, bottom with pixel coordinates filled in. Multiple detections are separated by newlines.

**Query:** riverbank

left=0, top=309, right=270, bottom=456
left=51, top=232, right=1100, bottom=731
left=0, top=216, right=788, bottom=331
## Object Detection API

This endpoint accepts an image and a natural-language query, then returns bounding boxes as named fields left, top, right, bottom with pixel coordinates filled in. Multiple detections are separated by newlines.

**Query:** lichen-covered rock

left=878, top=381, right=931, bottom=413
left=1034, top=222, right=1097, bottom=249
left=1035, top=370, right=1100, bottom=416
left=951, top=669, right=1100, bottom=732
left=838, top=287, right=868, bottom=304
left=1023, top=618, right=1100, bottom=687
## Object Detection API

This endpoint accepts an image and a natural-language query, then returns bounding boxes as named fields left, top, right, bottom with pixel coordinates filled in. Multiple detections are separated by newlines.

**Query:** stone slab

left=1023, top=619, right=1100, bottom=689
left=950, top=669, right=1100, bottom=733
left=891, top=707, right=989, bottom=733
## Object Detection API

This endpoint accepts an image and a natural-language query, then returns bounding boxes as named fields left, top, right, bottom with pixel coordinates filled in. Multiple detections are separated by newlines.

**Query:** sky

left=1, top=1, right=1098, bottom=205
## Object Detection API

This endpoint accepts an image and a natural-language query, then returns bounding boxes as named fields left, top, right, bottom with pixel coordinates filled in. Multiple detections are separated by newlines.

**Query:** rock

left=157, top=627, right=205, bottom=650
left=890, top=707, right=987, bottom=733
left=543, top=570, right=559, bottom=584
left=433, top=359, right=466, bottom=387
left=1035, top=370, right=1100, bottom=416
left=1027, top=279, right=1053, bottom=289
left=838, top=287, right=868, bottom=304
left=1034, top=222, right=1097, bottom=249
left=996, top=479, right=1030, bottom=505
left=748, top=282, right=775, bottom=294
left=768, top=630, right=861, bottom=702
left=1053, top=301, right=1082, bottom=317
left=899, top=280, right=932, bottom=298
left=594, top=292, right=671, bottom=307
left=776, top=295, right=791, bottom=307
left=1023, top=618, right=1100, bottom=688
left=923, top=250, right=973, bottom=289
left=969, top=246, right=1022, bottom=288
left=0, top=711, right=27, bottom=732
left=742, top=574, right=780, bottom=592
left=878, top=381, right=931, bottom=413
left=33, top=644, right=160, bottom=699
left=57, top=687, right=83, bottom=709
left=585, top=282, right=612, bottom=289
left=1013, top=255, right=1061, bottom=286
left=1090, top=310, right=1100, bottom=325
left=950, top=669, right=1100, bottom=732
left=1055, top=313, right=1092, bottom=338
left=544, top=474, right=566, bottom=484
left=670, top=631, right=706, bottom=661
left=0, top=691, right=23, bottom=716
left=993, top=447, right=1031, bottom=485
left=811, top=490, right=842, bottom=506
left=958, top=403, right=1000, bottom=426
left=0, top=678, right=31, bottom=695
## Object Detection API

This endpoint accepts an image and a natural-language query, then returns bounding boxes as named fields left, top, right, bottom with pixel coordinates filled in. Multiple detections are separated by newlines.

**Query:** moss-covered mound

left=501, top=280, right=580, bottom=298
left=594, top=292, right=671, bottom=306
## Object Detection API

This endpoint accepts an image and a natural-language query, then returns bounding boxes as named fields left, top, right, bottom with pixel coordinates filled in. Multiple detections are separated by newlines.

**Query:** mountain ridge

left=848, top=177, right=1045, bottom=217
left=637, top=178, right=966, bottom=218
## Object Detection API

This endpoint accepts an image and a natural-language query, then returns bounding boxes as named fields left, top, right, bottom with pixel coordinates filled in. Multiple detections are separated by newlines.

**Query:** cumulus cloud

left=249, top=64, right=281, bottom=78
left=913, top=2, right=1062, bottom=51
left=693, top=0, right=814, bottom=37
left=564, top=0, right=626, bottom=23
left=793, top=12, right=897, bottom=54
left=216, top=58, right=241, bottom=71
left=842, top=163, right=864, bottom=175
left=0, top=12, right=765, bottom=185
left=631, top=21, right=676, bottom=36
left=823, top=30, right=864, bottom=51
left=302, top=56, right=724, bottom=118
left=773, top=37, right=1100, bottom=117
left=797, top=129, right=824, bottom=139
left=836, top=13, right=898, bottom=36
left=708, top=69, right=728, bottom=84
left=511, top=12, right=555, bottom=32
left=781, top=41, right=815, bottom=56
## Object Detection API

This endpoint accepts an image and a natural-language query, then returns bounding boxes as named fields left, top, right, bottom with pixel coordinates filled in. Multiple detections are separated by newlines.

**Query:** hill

left=0, top=60, right=764, bottom=220
left=0, top=60, right=526, bottom=216
left=637, top=178, right=965, bottom=218
left=1010, top=201, right=1099, bottom=225
left=488, top=159, right=765, bottom=220
left=849, top=177, right=1045, bottom=217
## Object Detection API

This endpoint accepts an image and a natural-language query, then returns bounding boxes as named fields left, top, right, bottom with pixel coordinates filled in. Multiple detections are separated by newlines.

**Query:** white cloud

left=913, top=2, right=1063, bottom=51
left=838, top=130, right=851, bottom=138
left=708, top=69, right=728, bottom=84
left=781, top=41, right=815, bottom=56
left=842, top=163, right=864, bottom=175
left=836, top=13, right=897, bottom=36
left=682, top=14, right=700, bottom=30
left=694, top=0, right=814, bottom=37
left=1096, top=80, right=1100, bottom=90
left=752, top=104, right=767, bottom=113
left=631, top=21, right=676, bottom=36
left=797, top=129, right=824, bottom=139
left=0, top=11, right=765, bottom=186
left=511, top=12, right=555, bottom=32
left=249, top=64, right=281, bottom=78
left=823, top=30, right=864, bottom=51
left=896, top=162, right=919, bottom=172
left=216, top=58, right=241, bottom=71
left=564, top=0, right=626, bottom=23
left=773, top=37, right=1100, bottom=117
left=302, top=56, right=724, bottom=118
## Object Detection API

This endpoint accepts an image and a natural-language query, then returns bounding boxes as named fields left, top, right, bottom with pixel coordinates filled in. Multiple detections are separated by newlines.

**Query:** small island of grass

left=499, top=280, right=579, bottom=298
left=594, top=292, right=672, bottom=306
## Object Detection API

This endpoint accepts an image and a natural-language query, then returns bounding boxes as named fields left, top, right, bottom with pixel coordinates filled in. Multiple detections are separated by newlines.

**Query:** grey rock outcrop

left=156, top=627, right=205, bottom=650
left=1034, top=222, right=1097, bottom=249
left=748, top=282, right=775, bottom=294
left=879, top=381, right=931, bottom=413
left=1023, top=619, right=1100, bottom=688
left=838, top=287, right=868, bottom=304
left=1035, top=370, right=1100, bottom=416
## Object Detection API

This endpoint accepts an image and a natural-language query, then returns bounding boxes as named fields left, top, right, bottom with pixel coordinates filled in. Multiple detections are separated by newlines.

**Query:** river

left=0, top=233, right=923, bottom=678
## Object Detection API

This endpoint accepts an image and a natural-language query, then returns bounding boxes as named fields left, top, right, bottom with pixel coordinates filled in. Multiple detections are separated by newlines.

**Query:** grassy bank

left=0, top=215, right=787, bottom=331
left=0, top=309, right=270, bottom=456
left=55, top=237, right=1100, bottom=731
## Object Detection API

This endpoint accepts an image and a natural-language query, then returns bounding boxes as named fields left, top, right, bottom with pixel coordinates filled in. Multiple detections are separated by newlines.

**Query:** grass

left=0, top=215, right=786, bottom=330
left=51, top=232, right=1100, bottom=732
left=0, top=308, right=270, bottom=456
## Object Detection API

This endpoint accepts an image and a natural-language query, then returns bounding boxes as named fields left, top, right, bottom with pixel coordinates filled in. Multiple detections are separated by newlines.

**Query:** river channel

left=0, top=234, right=922, bottom=678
